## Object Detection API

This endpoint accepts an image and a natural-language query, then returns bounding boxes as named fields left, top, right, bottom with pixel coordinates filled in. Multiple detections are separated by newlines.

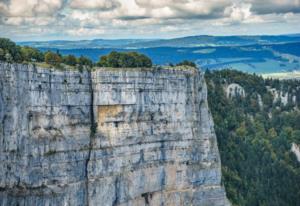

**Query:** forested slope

left=206, top=70, right=300, bottom=206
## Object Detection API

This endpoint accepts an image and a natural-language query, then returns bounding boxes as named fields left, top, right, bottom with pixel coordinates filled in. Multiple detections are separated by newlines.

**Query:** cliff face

left=0, top=62, right=229, bottom=206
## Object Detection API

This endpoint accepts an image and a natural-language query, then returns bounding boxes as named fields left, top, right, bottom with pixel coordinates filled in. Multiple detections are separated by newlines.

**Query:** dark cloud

left=69, top=0, right=120, bottom=11
left=248, top=0, right=300, bottom=14
left=118, top=15, right=150, bottom=21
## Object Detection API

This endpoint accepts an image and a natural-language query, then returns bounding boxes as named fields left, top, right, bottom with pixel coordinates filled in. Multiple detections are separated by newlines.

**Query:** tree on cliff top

left=97, top=51, right=152, bottom=68
left=21, top=46, right=44, bottom=62
left=0, top=38, right=23, bottom=62
left=0, top=38, right=155, bottom=70
left=45, top=51, right=62, bottom=66
left=176, top=60, right=196, bottom=68
left=78, top=55, right=93, bottom=67
left=63, top=54, right=77, bottom=66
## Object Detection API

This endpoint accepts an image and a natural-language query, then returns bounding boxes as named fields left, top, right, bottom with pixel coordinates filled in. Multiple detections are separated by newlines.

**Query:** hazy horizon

left=13, top=32, right=300, bottom=43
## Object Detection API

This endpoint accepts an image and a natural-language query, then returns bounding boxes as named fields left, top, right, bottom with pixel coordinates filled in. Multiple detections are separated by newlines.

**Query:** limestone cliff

left=0, top=62, right=229, bottom=206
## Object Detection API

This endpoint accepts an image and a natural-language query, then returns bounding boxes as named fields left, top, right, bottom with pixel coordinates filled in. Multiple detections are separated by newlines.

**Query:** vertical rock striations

left=0, top=62, right=92, bottom=206
left=0, top=62, right=229, bottom=206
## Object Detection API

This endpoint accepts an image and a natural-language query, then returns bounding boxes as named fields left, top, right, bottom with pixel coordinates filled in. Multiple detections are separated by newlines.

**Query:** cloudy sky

left=0, top=0, right=300, bottom=41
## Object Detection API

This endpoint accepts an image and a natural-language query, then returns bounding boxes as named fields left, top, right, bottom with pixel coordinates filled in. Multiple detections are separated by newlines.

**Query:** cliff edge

left=0, top=62, right=229, bottom=206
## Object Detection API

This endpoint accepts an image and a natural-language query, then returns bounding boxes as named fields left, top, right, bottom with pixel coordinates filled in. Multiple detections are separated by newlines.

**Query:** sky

left=0, top=0, right=300, bottom=41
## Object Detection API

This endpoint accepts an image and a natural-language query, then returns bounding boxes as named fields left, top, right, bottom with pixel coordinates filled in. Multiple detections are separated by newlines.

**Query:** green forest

left=205, top=70, right=300, bottom=206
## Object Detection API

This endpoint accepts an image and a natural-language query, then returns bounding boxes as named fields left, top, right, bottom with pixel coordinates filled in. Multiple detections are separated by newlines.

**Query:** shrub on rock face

left=45, top=51, right=62, bottom=66
left=5, top=53, right=13, bottom=62
left=0, top=48, right=4, bottom=59
left=97, top=51, right=152, bottom=68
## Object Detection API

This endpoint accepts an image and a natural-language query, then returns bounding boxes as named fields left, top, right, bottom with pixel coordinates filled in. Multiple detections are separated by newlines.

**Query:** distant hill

left=18, top=39, right=153, bottom=49
left=18, top=35, right=300, bottom=49
left=38, top=41, right=300, bottom=74
left=18, top=34, right=300, bottom=74
left=126, top=35, right=300, bottom=48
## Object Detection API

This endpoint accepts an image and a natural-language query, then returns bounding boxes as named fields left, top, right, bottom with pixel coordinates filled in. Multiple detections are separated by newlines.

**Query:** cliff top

left=0, top=61, right=198, bottom=74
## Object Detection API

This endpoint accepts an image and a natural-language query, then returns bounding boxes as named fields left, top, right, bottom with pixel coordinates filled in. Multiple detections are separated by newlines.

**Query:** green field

left=261, top=71, right=300, bottom=79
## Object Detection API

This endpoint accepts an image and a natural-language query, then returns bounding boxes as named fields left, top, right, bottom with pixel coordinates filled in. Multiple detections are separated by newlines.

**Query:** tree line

left=97, top=51, right=152, bottom=68
left=0, top=38, right=93, bottom=68
left=0, top=38, right=199, bottom=70
left=0, top=38, right=156, bottom=69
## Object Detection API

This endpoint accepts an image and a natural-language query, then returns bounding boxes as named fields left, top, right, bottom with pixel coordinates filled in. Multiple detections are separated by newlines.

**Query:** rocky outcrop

left=0, top=62, right=229, bottom=206
left=225, top=83, right=245, bottom=99
left=291, top=143, right=300, bottom=163
left=266, top=86, right=300, bottom=107
left=266, top=87, right=289, bottom=106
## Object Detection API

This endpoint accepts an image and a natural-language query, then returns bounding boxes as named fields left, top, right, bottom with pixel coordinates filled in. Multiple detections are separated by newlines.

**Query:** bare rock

left=0, top=63, right=229, bottom=206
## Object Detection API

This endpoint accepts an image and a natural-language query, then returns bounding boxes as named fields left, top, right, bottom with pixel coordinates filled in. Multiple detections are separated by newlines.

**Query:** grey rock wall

left=0, top=62, right=229, bottom=206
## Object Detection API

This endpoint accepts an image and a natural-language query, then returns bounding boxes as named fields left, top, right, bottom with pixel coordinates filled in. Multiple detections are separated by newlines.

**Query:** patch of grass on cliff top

left=34, top=62, right=53, bottom=69
left=261, top=71, right=300, bottom=79
left=34, top=62, right=89, bottom=71
left=94, top=65, right=197, bottom=72
left=165, top=65, right=197, bottom=71
left=94, top=66, right=155, bottom=72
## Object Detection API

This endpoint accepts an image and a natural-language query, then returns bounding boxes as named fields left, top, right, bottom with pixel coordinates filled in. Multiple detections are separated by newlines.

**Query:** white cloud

left=0, top=0, right=63, bottom=17
left=0, top=0, right=300, bottom=40
left=0, top=0, right=63, bottom=27
left=3, top=16, right=56, bottom=26
left=225, top=3, right=252, bottom=22
left=136, top=0, right=230, bottom=19
left=66, top=27, right=105, bottom=36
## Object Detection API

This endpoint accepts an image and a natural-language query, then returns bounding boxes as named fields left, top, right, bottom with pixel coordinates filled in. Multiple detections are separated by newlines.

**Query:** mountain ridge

left=18, top=34, right=300, bottom=49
